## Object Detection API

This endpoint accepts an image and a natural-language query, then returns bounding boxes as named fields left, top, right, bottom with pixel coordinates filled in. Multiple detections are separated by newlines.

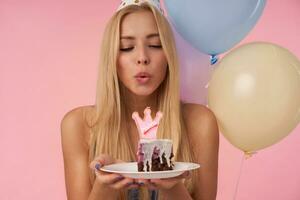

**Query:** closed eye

left=149, top=45, right=162, bottom=49
left=119, top=45, right=162, bottom=52
left=120, top=47, right=134, bottom=52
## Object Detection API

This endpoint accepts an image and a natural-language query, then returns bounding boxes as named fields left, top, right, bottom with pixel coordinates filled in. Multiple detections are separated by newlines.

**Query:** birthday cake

left=132, top=107, right=174, bottom=172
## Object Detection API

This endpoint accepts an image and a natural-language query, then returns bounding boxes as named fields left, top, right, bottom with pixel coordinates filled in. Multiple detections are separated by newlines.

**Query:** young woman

left=61, top=1, right=219, bottom=200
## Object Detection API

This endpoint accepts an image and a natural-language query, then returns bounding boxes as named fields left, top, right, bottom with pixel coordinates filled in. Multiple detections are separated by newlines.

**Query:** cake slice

left=137, top=139, right=174, bottom=172
left=132, top=107, right=174, bottom=172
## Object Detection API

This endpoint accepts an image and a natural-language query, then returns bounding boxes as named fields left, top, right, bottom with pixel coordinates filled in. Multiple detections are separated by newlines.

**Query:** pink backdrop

left=1, top=0, right=299, bottom=199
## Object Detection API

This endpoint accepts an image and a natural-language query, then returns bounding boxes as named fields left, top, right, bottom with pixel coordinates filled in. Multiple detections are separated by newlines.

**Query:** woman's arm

left=183, top=104, right=219, bottom=200
left=61, top=107, right=91, bottom=199
left=61, top=107, right=142, bottom=200
left=61, top=107, right=117, bottom=200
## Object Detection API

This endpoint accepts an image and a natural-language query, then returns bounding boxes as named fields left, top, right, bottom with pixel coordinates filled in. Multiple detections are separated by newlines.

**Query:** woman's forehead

left=120, top=10, right=158, bottom=36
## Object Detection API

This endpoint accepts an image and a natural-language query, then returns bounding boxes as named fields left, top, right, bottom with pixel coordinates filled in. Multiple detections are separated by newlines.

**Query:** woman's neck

left=122, top=89, right=159, bottom=118
left=125, top=93, right=158, bottom=117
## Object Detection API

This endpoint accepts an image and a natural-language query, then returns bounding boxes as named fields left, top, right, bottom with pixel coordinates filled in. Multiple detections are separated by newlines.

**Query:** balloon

left=164, top=0, right=266, bottom=56
left=171, top=26, right=212, bottom=105
left=208, top=42, right=300, bottom=152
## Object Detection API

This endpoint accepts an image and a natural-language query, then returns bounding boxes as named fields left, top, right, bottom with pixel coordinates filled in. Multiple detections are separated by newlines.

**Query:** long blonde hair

left=87, top=3, right=198, bottom=199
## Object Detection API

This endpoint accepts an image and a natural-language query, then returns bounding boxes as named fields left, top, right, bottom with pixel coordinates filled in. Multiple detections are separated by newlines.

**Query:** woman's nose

left=136, top=46, right=150, bottom=65
left=137, top=58, right=149, bottom=65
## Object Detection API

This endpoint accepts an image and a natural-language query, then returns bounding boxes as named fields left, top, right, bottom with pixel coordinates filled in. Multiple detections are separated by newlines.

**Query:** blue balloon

left=164, top=0, right=266, bottom=56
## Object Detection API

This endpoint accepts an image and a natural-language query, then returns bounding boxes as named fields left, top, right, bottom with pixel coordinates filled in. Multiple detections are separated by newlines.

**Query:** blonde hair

left=87, top=3, right=198, bottom=199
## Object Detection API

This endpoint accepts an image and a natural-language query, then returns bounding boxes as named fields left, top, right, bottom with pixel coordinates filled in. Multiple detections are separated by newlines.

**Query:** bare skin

left=61, top=104, right=219, bottom=200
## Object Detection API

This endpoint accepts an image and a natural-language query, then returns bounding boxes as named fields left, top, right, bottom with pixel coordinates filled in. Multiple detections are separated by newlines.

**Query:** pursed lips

left=134, top=72, right=152, bottom=78
left=134, top=72, right=152, bottom=84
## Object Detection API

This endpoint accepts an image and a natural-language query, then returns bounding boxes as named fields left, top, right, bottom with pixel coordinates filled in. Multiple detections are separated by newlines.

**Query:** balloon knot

left=210, top=54, right=218, bottom=65
left=244, top=151, right=257, bottom=159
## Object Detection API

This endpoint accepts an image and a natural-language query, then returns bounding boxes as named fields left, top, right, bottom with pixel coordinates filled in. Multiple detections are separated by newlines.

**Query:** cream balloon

left=208, top=42, right=300, bottom=152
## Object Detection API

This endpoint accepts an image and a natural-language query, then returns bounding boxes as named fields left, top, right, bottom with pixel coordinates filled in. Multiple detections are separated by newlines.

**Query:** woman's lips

left=135, top=76, right=151, bottom=84
left=134, top=72, right=151, bottom=84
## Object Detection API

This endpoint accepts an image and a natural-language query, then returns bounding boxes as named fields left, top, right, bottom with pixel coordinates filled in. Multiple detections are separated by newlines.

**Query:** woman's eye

left=149, top=45, right=162, bottom=49
left=120, top=45, right=162, bottom=52
left=120, top=47, right=134, bottom=52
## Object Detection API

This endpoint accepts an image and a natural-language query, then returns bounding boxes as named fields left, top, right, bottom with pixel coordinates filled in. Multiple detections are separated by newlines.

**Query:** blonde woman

left=61, top=1, right=219, bottom=200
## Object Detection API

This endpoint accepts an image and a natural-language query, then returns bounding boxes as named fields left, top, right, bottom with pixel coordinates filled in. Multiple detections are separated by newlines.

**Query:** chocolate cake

left=137, top=139, right=174, bottom=172
left=132, top=107, right=174, bottom=172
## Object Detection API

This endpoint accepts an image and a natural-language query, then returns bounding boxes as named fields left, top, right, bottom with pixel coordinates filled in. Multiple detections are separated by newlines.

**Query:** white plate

left=100, top=162, right=200, bottom=179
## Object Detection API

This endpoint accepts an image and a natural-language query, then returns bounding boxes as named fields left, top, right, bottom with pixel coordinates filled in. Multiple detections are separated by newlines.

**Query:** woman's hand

left=137, top=171, right=191, bottom=191
left=89, top=154, right=139, bottom=191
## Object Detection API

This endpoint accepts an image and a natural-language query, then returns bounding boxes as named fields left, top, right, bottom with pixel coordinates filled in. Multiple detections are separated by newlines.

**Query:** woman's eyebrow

left=146, top=33, right=159, bottom=39
left=120, top=33, right=160, bottom=40
left=120, top=36, right=135, bottom=40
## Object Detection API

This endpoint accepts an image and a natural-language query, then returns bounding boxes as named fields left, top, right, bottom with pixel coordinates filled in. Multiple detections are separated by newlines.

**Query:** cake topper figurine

left=132, top=107, right=163, bottom=139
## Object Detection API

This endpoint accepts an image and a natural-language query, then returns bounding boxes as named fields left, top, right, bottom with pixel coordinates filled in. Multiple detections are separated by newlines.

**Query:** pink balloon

left=171, top=25, right=213, bottom=105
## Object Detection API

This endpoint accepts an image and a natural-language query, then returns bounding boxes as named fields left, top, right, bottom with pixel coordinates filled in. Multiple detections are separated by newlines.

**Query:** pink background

left=1, top=0, right=299, bottom=199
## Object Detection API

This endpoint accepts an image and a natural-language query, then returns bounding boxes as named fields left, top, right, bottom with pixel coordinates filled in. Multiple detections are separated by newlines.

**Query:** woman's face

left=117, top=10, right=168, bottom=96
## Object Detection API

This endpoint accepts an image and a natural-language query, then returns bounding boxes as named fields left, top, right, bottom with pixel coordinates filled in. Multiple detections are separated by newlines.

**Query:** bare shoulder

left=181, top=103, right=219, bottom=165
left=61, top=105, right=95, bottom=127
left=182, top=103, right=219, bottom=138
left=61, top=105, right=95, bottom=147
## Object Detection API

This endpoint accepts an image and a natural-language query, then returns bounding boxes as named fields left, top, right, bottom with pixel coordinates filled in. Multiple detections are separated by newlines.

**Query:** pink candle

left=132, top=107, right=163, bottom=139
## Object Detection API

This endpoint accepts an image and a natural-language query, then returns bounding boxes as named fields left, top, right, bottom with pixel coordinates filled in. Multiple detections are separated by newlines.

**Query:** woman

left=61, top=1, right=219, bottom=199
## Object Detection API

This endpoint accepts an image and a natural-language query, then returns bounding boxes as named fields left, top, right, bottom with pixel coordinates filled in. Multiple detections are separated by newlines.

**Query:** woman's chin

left=133, top=90, right=154, bottom=97
left=130, top=87, right=157, bottom=97
left=124, top=83, right=160, bottom=97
